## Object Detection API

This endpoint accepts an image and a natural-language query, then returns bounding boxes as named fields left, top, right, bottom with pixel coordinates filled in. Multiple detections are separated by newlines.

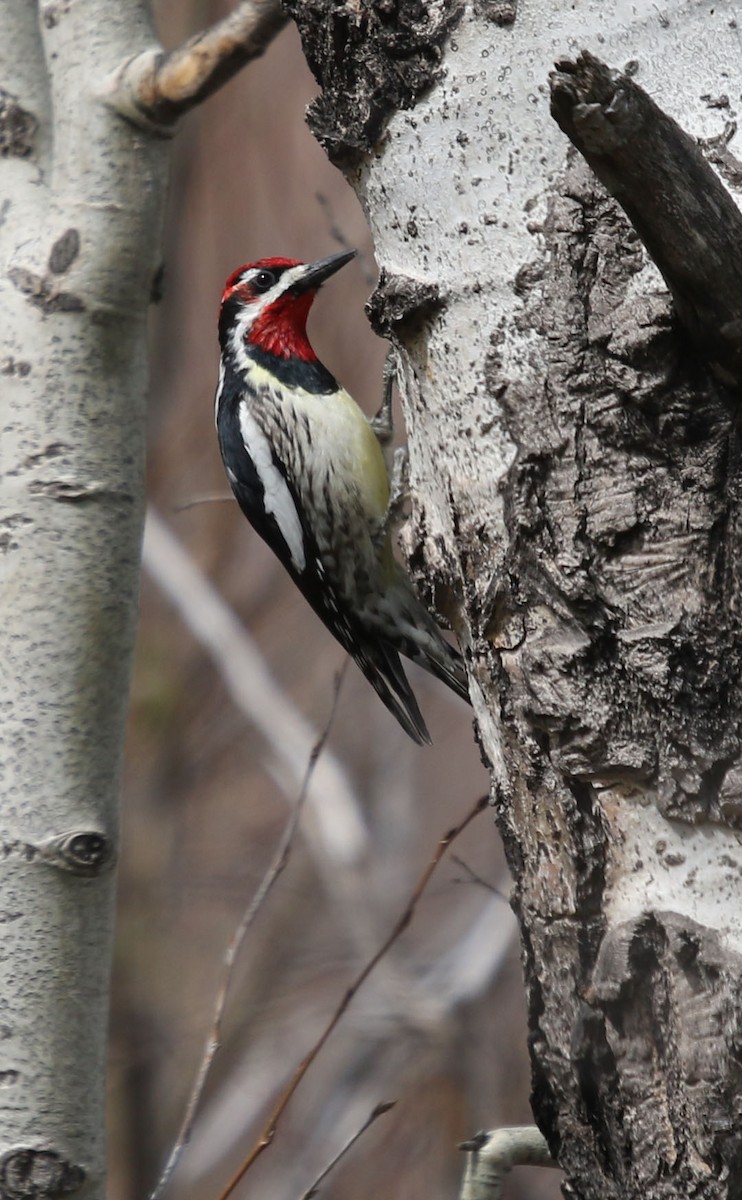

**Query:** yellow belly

left=296, top=386, right=390, bottom=521
left=247, top=360, right=390, bottom=523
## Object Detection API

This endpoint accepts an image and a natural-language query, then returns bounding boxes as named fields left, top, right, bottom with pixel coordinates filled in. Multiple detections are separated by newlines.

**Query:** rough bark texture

left=492, top=151, right=742, bottom=1199
left=289, top=2, right=742, bottom=1197
left=285, top=0, right=464, bottom=168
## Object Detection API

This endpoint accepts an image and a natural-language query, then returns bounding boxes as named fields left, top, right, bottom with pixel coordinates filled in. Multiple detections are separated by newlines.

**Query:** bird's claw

left=370, top=348, right=397, bottom=451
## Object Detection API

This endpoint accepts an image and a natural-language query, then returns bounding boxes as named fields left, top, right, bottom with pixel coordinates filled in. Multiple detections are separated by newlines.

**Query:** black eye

left=253, top=269, right=276, bottom=292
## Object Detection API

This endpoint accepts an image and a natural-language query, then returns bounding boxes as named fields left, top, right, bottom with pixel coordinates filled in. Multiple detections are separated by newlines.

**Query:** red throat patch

left=247, top=291, right=318, bottom=362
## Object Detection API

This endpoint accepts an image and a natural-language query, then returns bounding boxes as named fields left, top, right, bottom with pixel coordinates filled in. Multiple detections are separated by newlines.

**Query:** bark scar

left=0, top=89, right=37, bottom=159
left=0, top=1149, right=85, bottom=1199
left=365, top=270, right=443, bottom=338
left=285, top=0, right=464, bottom=167
left=8, top=267, right=84, bottom=314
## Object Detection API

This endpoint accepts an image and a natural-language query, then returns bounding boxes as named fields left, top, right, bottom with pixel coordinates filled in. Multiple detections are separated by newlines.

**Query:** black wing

left=216, top=371, right=431, bottom=742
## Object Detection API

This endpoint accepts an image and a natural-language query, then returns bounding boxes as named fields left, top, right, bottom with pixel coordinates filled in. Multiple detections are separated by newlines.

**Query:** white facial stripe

left=238, top=403, right=306, bottom=573
left=229, top=326, right=253, bottom=377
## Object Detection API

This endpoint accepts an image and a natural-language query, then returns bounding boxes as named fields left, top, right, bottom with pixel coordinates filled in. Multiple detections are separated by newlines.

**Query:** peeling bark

left=290, top=2, right=742, bottom=1196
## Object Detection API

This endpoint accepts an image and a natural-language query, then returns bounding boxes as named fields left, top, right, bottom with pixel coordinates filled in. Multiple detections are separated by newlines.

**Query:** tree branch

left=149, top=675, right=344, bottom=1200
left=217, top=793, right=490, bottom=1200
left=299, top=1101, right=396, bottom=1200
left=458, top=1127, right=557, bottom=1200
left=107, top=0, right=288, bottom=132
left=550, top=50, right=742, bottom=389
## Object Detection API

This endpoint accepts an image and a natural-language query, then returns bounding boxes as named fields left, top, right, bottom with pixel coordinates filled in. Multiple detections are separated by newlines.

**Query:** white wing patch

left=238, top=403, right=306, bottom=572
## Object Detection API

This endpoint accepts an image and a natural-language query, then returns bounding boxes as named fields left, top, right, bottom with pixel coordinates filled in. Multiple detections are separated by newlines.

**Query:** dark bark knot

left=40, top=2, right=72, bottom=30
left=0, top=833, right=115, bottom=874
left=284, top=0, right=464, bottom=168
left=0, top=1150, right=85, bottom=1200
left=48, top=230, right=80, bottom=276
left=0, top=359, right=31, bottom=378
left=40, top=830, right=115, bottom=876
left=474, top=0, right=517, bottom=24
left=366, top=270, right=442, bottom=338
left=0, top=90, right=37, bottom=159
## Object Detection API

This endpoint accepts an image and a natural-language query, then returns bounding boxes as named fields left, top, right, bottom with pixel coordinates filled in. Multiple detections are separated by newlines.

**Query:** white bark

left=356, top=0, right=742, bottom=932
left=1, top=2, right=167, bottom=1191
left=361, top=0, right=737, bottom=805
left=360, top=0, right=742, bottom=927
left=287, top=0, right=742, bottom=1194
left=459, top=1126, right=556, bottom=1200
left=0, top=2, right=303, bottom=1186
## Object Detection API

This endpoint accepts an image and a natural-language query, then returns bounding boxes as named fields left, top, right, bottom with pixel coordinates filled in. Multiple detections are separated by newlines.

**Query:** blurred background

left=110, top=4, right=560, bottom=1198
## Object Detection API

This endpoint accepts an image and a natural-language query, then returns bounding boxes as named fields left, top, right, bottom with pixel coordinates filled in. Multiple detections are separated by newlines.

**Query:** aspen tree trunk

left=0, top=3, right=168, bottom=1191
left=287, top=2, right=742, bottom=1196
left=0, top=0, right=290, bottom=1188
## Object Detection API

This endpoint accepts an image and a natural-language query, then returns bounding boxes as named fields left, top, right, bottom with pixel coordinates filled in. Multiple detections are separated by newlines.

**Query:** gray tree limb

left=459, top=1126, right=556, bottom=1200
left=550, top=51, right=742, bottom=389
left=106, top=0, right=287, bottom=132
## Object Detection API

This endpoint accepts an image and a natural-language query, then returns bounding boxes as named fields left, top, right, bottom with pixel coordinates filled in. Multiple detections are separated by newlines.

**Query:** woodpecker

left=214, top=248, right=470, bottom=743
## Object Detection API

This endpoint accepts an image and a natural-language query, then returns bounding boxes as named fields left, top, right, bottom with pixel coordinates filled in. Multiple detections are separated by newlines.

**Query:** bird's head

left=219, top=249, right=357, bottom=363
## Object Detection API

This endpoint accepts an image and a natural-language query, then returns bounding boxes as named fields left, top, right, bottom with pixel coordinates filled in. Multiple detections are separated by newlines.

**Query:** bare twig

left=299, top=1101, right=396, bottom=1200
left=217, top=793, right=490, bottom=1200
left=451, top=855, right=509, bottom=901
left=149, top=673, right=345, bottom=1200
left=142, top=508, right=367, bottom=867
left=107, top=0, right=288, bottom=131
left=458, top=1126, right=558, bottom=1200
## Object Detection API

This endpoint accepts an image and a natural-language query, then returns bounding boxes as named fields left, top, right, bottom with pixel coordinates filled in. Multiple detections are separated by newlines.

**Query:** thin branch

left=458, top=1127, right=558, bottom=1200
left=550, top=51, right=742, bottom=389
left=106, top=0, right=288, bottom=131
left=451, top=855, right=509, bottom=901
left=142, top=508, right=368, bottom=867
left=149, top=673, right=345, bottom=1200
left=217, top=793, right=490, bottom=1200
left=299, top=1101, right=396, bottom=1200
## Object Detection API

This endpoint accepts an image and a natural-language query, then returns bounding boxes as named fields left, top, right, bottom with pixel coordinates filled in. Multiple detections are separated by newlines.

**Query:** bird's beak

left=290, top=249, right=357, bottom=295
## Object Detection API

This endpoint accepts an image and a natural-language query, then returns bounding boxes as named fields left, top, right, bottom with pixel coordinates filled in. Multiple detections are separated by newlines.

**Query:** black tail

left=352, top=640, right=431, bottom=745
left=404, top=639, right=470, bottom=705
